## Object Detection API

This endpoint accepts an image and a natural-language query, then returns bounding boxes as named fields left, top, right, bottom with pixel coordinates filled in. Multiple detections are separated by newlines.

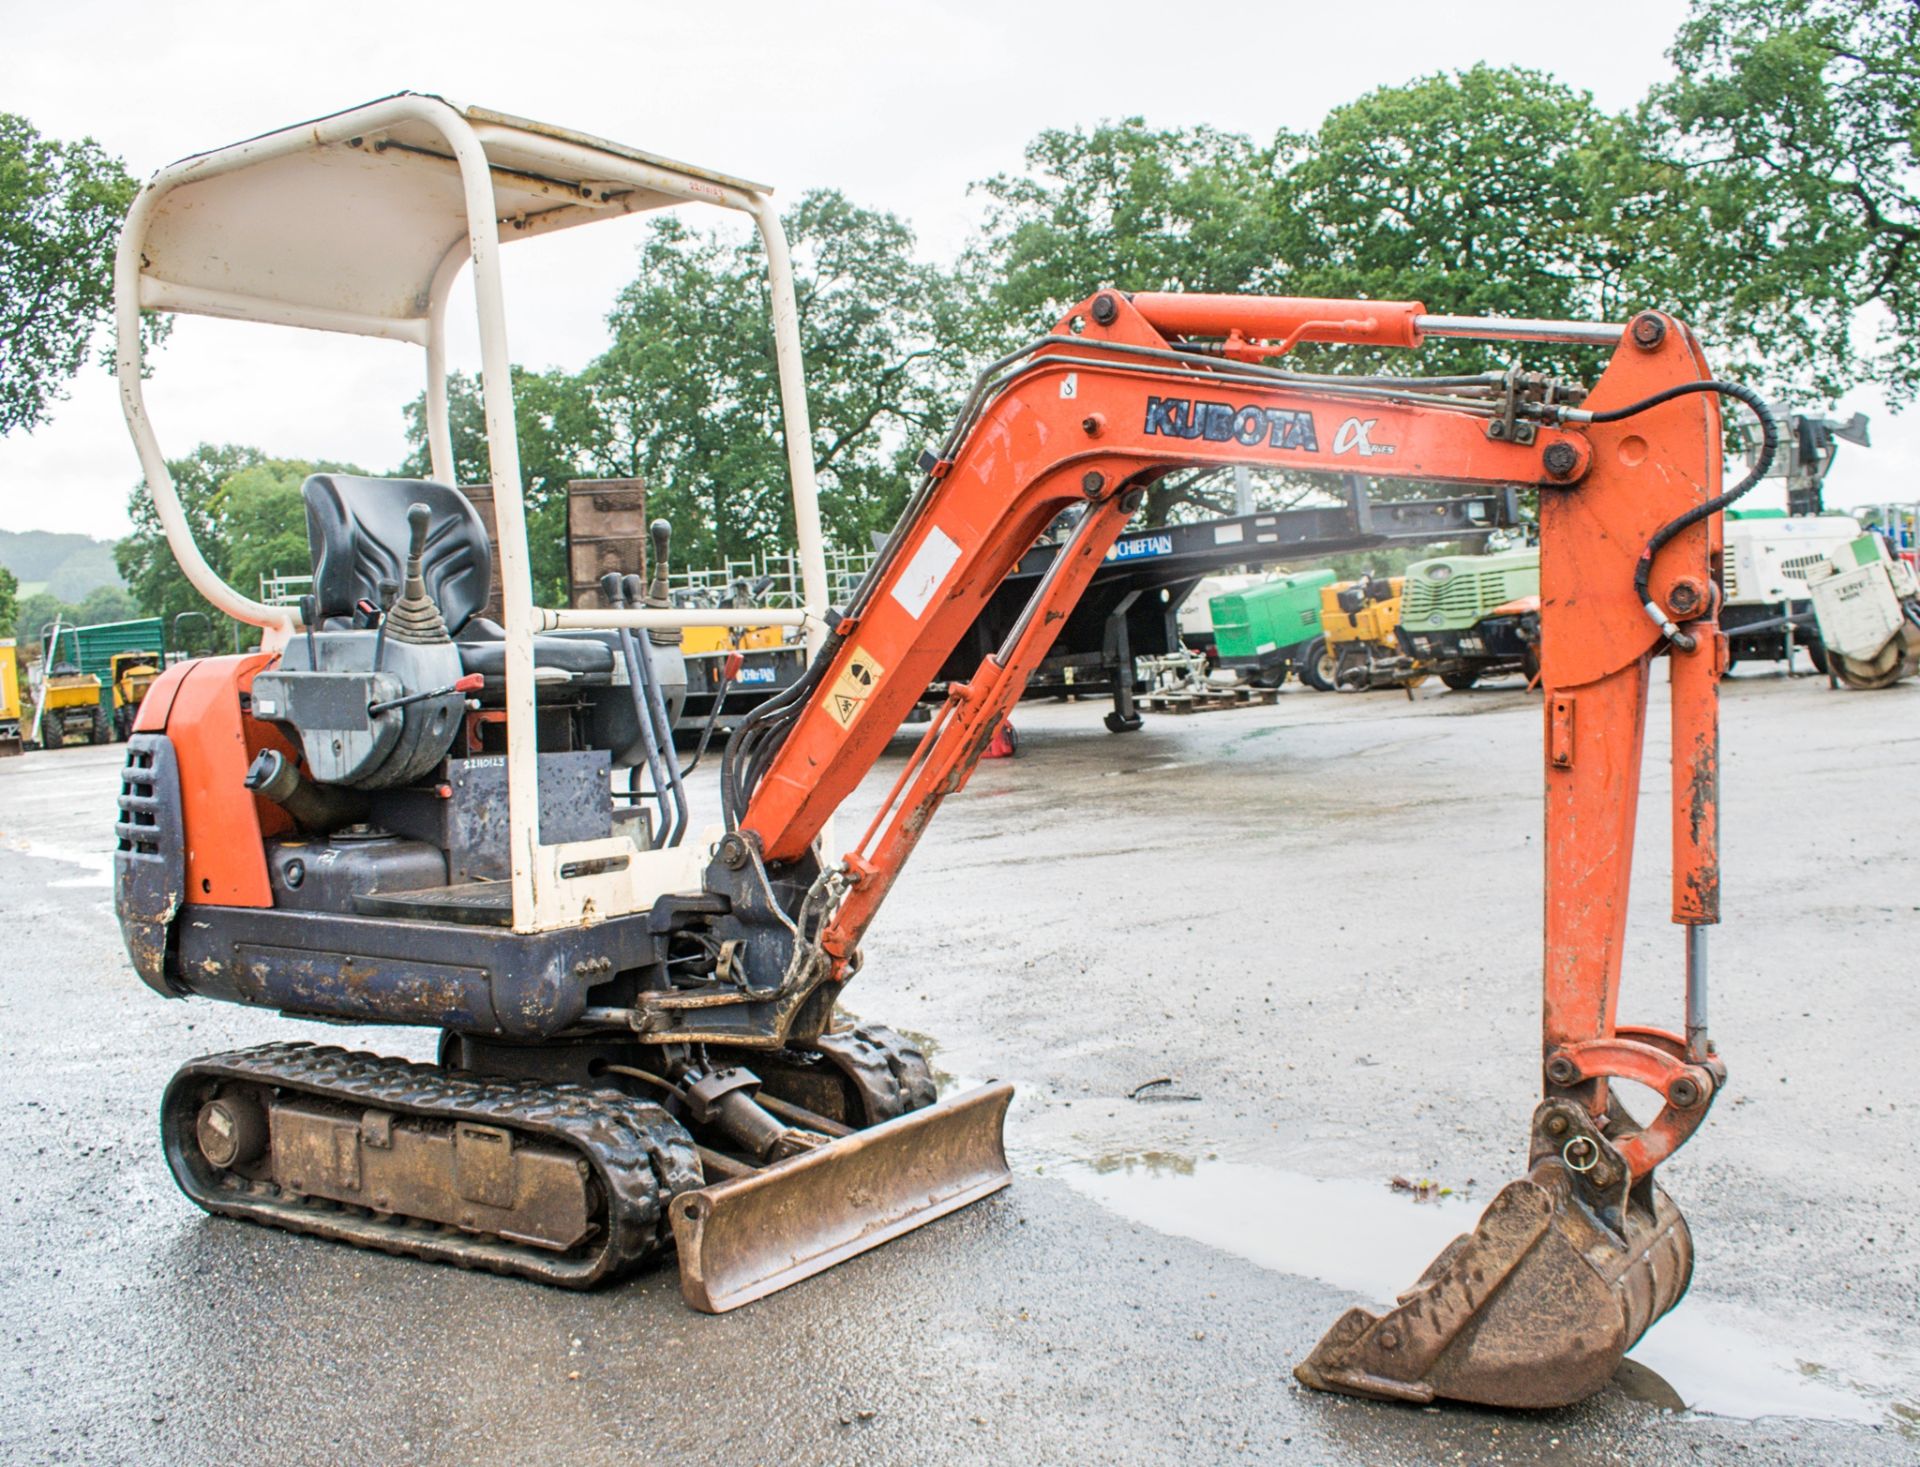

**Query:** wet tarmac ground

left=1, top=669, right=1916, bottom=1465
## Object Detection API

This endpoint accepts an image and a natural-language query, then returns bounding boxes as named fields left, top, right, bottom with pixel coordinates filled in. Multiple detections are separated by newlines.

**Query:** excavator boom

left=697, top=290, right=1759, bottom=1404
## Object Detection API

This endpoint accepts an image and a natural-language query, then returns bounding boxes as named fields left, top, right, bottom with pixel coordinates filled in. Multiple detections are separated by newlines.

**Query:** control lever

left=368, top=672, right=482, bottom=717
left=382, top=503, right=452, bottom=646
left=626, top=569, right=689, bottom=846
left=371, top=577, right=399, bottom=671
left=605, top=571, right=672, bottom=849
left=682, top=650, right=741, bottom=776
left=647, top=519, right=673, bottom=610
left=298, top=594, right=320, bottom=669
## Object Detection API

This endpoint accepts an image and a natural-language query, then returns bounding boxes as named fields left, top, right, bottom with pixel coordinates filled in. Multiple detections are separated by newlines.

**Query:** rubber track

left=162, top=1041, right=703, bottom=1288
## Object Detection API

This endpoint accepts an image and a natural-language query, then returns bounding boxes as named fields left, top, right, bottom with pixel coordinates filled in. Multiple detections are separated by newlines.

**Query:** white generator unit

left=1718, top=511, right=1862, bottom=668
left=1807, top=533, right=1920, bottom=689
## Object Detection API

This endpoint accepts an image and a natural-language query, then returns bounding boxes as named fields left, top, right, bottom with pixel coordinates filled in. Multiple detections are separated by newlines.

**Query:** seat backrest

left=302, top=475, right=492, bottom=635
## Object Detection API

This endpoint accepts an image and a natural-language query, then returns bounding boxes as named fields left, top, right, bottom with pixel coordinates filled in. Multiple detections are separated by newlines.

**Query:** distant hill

left=0, top=530, right=124, bottom=600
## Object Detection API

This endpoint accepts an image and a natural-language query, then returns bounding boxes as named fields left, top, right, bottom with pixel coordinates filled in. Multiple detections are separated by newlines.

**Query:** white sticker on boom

left=1060, top=372, right=1078, bottom=399
left=890, top=526, right=963, bottom=620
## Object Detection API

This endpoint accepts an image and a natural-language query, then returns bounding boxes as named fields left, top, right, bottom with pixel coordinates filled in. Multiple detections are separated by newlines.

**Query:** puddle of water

left=1061, top=1153, right=1918, bottom=1430
left=1061, top=1153, right=1475, bottom=1300
left=8, top=838, right=112, bottom=889
left=1627, top=1298, right=1917, bottom=1428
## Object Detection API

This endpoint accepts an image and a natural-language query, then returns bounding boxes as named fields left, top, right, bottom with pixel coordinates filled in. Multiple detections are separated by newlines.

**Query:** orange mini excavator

left=113, top=99, right=1770, bottom=1410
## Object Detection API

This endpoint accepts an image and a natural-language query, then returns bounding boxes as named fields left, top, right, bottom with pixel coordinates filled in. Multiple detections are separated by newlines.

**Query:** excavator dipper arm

left=679, top=293, right=1769, bottom=1396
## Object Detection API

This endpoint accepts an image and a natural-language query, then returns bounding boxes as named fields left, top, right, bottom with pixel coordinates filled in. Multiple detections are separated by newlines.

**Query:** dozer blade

left=672, top=1080, right=1014, bottom=1312
left=1296, top=1150, right=1692, bottom=1409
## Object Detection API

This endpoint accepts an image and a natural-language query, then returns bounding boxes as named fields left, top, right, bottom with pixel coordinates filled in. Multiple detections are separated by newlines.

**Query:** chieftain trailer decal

left=1144, top=396, right=1319, bottom=452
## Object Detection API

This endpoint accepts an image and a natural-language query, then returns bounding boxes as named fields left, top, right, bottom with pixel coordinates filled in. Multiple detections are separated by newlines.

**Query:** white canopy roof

left=131, top=93, right=773, bottom=340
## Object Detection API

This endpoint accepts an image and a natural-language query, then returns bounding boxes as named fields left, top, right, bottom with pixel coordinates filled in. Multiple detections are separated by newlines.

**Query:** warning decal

left=826, top=644, right=886, bottom=729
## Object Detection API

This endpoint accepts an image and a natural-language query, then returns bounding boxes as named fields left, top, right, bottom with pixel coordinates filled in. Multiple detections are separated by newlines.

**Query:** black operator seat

left=299, top=474, right=614, bottom=679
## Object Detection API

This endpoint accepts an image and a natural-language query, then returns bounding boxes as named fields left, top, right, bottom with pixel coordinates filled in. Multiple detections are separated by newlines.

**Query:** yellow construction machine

left=108, top=649, right=164, bottom=740
left=0, top=640, right=24, bottom=756
left=32, top=651, right=108, bottom=749
left=1309, top=574, right=1425, bottom=691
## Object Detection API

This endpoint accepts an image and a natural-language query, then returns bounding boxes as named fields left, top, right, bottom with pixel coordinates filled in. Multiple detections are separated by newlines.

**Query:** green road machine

left=1395, top=546, right=1542, bottom=689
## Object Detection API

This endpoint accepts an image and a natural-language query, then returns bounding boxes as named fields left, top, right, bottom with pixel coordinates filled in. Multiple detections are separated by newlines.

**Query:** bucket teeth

left=1296, top=1159, right=1693, bottom=1409
left=673, top=1081, right=1013, bottom=1312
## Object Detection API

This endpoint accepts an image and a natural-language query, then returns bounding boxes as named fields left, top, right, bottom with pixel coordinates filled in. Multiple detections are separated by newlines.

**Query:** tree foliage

left=1647, top=0, right=1920, bottom=403
left=116, top=445, right=360, bottom=643
left=580, top=190, right=965, bottom=567
left=0, top=115, right=149, bottom=435
left=93, top=13, right=1920, bottom=609
left=398, top=366, right=591, bottom=606
left=0, top=565, right=16, bottom=638
left=963, top=119, right=1290, bottom=351
left=1274, top=66, right=1645, bottom=380
left=12, top=582, right=137, bottom=649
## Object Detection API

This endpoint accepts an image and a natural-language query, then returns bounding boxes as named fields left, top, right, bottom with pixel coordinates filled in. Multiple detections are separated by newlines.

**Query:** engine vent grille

left=1402, top=561, right=1537, bottom=627
left=116, top=742, right=164, bottom=856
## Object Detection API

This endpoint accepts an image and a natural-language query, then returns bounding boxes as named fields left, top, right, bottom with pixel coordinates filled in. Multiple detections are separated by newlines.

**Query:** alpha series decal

left=1143, top=396, right=1318, bottom=452
left=1332, top=417, right=1395, bottom=457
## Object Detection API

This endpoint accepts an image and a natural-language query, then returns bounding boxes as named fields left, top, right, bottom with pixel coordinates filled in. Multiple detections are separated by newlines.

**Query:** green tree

left=582, top=189, right=967, bottom=568
left=398, top=366, right=592, bottom=606
left=0, top=116, right=152, bottom=434
left=1275, top=66, right=1635, bottom=381
left=964, top=119, right=1291, bottom=353
left=0, top=566, right=15, bottom=637
left=1646, top=0, right=1920, bottom=403
left=72, top=584, right=135, bottom=625
left=117, top=443, right=266, bottom=628
left=215, top=462, right=319, bottom=601
left=116, top=446, right=359, bottom=641
left=14, top=590, right=66, bottom=650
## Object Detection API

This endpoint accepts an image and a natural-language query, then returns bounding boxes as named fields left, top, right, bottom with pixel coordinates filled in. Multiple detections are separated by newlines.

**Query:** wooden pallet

left=1142, top=685, right=1280, bottom=714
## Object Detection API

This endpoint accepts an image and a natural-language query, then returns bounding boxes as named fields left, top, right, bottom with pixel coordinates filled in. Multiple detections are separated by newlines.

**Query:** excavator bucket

left=672, top=1081, right=1014, bottom=1312
left=1296, top=1106, right=1693, bottom=1409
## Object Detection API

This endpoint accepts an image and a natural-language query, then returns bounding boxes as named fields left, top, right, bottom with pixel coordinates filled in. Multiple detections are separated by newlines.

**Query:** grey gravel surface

left=1, top=668, right=1914, bottom=1465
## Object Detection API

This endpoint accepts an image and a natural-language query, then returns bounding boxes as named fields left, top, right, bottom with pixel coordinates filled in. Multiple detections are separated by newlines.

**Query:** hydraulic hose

left=603, top=573, right=672, bottom=848
left=1574, top=379, right=1778, bottom=650
left=622, top=574, right=690, bottom=848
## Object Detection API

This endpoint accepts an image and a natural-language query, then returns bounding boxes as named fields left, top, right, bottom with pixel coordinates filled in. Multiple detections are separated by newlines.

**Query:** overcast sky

left=3, top=0, right=1911, bottom=540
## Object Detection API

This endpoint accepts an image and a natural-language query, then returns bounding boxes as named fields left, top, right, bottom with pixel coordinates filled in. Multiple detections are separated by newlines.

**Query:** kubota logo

left=1333, top=417, right=1395, bottom=457
left=1144, top=396, right=1318, bottom=452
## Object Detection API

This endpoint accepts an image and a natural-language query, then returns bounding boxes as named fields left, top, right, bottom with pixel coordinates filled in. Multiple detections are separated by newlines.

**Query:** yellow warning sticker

left=825, top=645, right=885, bottom=729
